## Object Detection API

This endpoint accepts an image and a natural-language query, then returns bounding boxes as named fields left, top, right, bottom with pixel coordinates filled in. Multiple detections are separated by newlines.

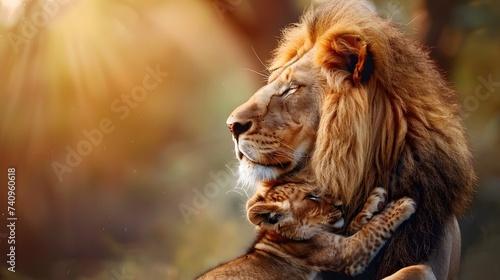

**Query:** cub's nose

left=227, top=121, right=252, bottom=139
left=260, top=213, right=282, bottom=225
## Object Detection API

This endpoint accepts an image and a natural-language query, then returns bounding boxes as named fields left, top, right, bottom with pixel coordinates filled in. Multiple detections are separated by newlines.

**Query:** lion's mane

left=269, top=1, right=475, bottom=278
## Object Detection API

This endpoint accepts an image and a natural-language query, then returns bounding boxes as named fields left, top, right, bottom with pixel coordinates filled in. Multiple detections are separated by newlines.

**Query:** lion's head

left=228, top=0, right=475, bottom=277
left=247, top=183, right=344, bottom=240
left=227, top=48, right=324, bottom=187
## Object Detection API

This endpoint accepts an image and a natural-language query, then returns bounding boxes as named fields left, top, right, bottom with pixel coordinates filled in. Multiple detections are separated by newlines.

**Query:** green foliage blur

left=0, top=0, right=498, bottom=279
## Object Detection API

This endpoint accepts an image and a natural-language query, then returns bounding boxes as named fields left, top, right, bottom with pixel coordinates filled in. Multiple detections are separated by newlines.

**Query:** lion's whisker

left=251, top=45, right=270, bottom=74
left=242, top=68, right=269, bottom=78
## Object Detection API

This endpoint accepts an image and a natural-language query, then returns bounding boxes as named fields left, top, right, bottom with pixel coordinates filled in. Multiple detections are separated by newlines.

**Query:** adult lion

left=226, top=0, right=475, bottom=279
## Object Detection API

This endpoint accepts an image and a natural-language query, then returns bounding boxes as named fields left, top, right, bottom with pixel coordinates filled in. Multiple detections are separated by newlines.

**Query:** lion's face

left=227, top=51, right=324, bottom=186
left=246, top=184, right=343, bottom=240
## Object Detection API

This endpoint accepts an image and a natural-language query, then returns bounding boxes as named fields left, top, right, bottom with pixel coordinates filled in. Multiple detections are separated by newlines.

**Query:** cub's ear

left=316, top=32, right=374, bottom=84
left=247, top=203, right=283, bottom=226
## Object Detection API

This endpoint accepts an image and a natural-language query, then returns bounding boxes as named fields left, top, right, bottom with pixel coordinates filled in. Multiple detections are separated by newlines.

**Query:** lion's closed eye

left=280, top=84, right=300, bottom=96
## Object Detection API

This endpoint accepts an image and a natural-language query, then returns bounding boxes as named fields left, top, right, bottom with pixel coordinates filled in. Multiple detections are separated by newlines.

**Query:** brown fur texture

left=197, top=186, right=416, bottom=279
left=267, top=1, right=476, bottom=278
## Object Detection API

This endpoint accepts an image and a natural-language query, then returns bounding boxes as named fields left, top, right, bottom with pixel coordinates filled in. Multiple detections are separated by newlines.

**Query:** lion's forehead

left=268, top=48, right=319, bottom=84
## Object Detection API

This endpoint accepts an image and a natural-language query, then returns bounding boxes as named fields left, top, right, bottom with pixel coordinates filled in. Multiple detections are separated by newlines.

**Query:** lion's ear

left=317, top=33, right=373, bottom=84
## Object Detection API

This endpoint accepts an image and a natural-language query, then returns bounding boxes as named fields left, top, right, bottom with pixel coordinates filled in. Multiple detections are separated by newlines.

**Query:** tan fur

left=226, top=1, right=475, bottom=278
left=197, top=186, right=416, bottom=279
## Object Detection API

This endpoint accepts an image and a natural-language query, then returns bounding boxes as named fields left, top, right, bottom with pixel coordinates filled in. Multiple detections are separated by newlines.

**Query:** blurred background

left=0, top=0, right=498, bottom=279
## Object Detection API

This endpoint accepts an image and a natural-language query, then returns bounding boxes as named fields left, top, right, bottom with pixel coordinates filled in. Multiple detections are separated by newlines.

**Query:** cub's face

left=226, top=51, right=325, bottom=187
left=246, top=184, right=344, bottom=240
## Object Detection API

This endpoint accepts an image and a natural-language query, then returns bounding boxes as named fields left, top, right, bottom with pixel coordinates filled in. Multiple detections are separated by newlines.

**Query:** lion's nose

left=227, top=121, right=252, bottom=139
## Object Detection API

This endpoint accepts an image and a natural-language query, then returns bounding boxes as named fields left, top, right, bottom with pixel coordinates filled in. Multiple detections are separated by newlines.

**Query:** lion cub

left=197, top=186, right=416, bottom=279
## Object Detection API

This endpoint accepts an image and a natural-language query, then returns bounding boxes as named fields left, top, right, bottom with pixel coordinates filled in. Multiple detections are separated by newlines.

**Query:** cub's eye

left=305, top=193, right=321, bottom=202
left=280, top=84, right=300, bottom=96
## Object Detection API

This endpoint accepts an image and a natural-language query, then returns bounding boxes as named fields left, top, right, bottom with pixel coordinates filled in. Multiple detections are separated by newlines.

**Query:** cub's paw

left=348, top=187, right=388, bottom=233
left=391, top=197, right=417, bottom=220
left=367, top=187, right=388, bottom=213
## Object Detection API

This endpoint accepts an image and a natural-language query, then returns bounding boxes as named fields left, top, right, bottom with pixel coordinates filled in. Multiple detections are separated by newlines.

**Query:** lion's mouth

left=238, top=151, right=292, bottom=169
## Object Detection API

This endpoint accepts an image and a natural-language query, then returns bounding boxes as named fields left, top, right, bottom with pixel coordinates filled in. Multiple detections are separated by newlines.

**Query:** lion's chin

left=235, top=142, right=310, bottom=191
left=237, top=159, right=282, bottom=192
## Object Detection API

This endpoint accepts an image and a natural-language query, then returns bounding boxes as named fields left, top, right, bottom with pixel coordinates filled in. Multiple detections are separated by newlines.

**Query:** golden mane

left=269, top=0, right=476, bottom=277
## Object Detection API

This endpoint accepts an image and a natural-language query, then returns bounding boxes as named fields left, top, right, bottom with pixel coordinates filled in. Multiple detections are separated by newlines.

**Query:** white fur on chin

left=236, top=142, right=310, bottom=192
left=237, top=160, right=280, bottom=193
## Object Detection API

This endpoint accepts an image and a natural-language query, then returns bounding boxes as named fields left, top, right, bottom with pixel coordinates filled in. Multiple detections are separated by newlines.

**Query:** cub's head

left=246, top=184, right=344, bottom=240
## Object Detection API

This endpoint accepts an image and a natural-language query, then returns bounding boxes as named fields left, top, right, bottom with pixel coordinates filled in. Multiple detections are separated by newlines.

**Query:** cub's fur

left=197, top=187, right=416, bottom=279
